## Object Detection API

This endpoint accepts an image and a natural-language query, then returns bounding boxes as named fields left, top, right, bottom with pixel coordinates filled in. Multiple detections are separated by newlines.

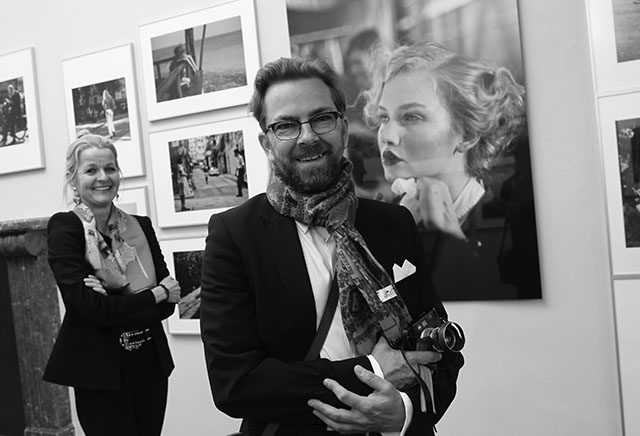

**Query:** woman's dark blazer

left=43, top=211, right=175, bottom=390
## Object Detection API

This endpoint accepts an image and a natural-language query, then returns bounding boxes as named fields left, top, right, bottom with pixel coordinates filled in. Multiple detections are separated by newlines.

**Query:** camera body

left=401, top=308, right=465, bottom=353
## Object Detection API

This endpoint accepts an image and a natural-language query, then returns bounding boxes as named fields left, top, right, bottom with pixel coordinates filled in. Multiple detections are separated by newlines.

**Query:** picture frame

left=138, top=0, right=260, bottom=121
left=588, top=0, right=640, bottom=95
left=286, top=0, right=541, bottom=301
left=598, top=91, right=640, bottom=275
left=115, top=186, right=149, bottom=216
left=0, top=47, right=45, bottom=175
left=62, top=43, right=145, bottom=178
left=149, top=116, right=267, bottom=228
left=161, top=237, right=206, bottom=334
left=613, top=279, right=640, bottom=436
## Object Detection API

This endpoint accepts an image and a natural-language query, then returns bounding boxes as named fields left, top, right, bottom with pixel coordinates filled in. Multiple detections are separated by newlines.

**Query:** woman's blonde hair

left=363, top=42, right=527, bottom=179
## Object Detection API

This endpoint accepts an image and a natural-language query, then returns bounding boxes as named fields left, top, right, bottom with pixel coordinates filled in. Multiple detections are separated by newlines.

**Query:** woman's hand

left=159, top=276, right=181, bottom=303
left=84, top=275, right=107, bottom=295
left=395, top=177, right=466, bottom=240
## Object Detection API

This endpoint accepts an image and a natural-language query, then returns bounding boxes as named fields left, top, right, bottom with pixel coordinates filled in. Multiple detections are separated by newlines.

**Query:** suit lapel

left=261, top=202, right=318, bottom=329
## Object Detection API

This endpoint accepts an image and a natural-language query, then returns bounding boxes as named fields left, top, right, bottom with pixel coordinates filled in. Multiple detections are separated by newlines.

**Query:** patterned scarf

left=73, top=202, right=156, bottom=294
left=266, top=158, right=412, bottom=355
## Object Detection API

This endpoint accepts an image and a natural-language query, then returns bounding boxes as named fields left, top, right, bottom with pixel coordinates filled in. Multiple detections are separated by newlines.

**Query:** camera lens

left=439, top=322, right=465, bottom=352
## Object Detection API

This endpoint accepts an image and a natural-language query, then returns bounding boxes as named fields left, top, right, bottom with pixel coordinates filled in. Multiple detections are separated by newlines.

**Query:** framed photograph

left=115, top=186, right=149, bottom=216
left=287, top=0, right=540, bottom=301
left=613, top=279, right=640, bottom=436
left=588, top=0, right=640, bottom=95
left=0, top=47, right=44, bottom=175
left=62, top=44, right=144, bottom=178
left=162, top=237, right=206, bottom=334
left=139, top=0, right=260, bottom=121
left=149, top=116, right=268, bottom=228
left=598, top=91, right=640, bottom=275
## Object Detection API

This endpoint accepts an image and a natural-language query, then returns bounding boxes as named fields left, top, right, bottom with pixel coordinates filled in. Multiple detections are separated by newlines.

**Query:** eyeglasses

left=266, top=111, right=343, bottom=140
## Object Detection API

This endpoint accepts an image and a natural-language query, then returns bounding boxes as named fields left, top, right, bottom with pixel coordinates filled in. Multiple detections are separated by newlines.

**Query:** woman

left=363, top=42, right=526, bottom=238
left=363, top=42, right=533, bottom=300
left=102, top=90, right=116, bottom=139
left=44, top=132, right=181, bottom=435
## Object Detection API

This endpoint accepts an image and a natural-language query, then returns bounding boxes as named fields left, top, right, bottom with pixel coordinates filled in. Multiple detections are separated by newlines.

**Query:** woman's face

left=376, top=71, right=466, bottom=182
left=73, top=146, right=120, bottom=210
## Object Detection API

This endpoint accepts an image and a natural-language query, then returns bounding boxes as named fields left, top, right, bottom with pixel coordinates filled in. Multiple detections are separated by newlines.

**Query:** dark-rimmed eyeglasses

left=266, top=111, right=343, bottom=140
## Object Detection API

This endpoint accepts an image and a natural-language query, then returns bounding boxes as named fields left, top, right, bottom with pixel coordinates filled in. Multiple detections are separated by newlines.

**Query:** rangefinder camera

left=401, top=308, right=465, bottom=353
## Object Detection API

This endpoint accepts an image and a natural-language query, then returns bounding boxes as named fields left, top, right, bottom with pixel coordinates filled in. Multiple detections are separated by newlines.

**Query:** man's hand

left=160, top=276, right=182, bottom=303
left=371, top=335, right=441, bottom=389
left=307, top=365, right=405, bottom=434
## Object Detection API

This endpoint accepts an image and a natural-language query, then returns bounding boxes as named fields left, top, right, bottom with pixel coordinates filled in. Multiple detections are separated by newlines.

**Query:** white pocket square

left=393, top=259, right=416, bottom=283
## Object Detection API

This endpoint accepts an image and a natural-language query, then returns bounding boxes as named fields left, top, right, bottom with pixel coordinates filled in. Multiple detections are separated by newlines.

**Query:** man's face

left=259, top=78, right=349, bottom=194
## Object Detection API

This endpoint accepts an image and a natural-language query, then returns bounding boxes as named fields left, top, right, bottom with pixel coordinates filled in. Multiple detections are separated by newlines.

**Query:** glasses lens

left=310, top=112, right=338, bottom=134
left=273, top=121, right=300, bottom=140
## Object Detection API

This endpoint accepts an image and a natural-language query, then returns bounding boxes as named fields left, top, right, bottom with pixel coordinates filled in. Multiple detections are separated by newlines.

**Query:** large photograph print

left=287, top=0, right=541, bottom=301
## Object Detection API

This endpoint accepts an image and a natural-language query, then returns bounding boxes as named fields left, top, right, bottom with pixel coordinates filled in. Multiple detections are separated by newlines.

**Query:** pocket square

left=393, top=259, right=416, bottom=283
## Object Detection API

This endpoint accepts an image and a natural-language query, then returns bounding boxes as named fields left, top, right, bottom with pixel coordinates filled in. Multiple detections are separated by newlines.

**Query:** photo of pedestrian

left=167, top=129, right=249, bottom=214
left=0, top=78, right=27, bottom=147
left=233, top=148, right=246, bottom=197
left=286, top=0, right=541, bottom=301
left=102, top=90, right=116, bottom=139
left=71, top=78, right=131, bottom=143
left=150, top=17, right=247, bottom=103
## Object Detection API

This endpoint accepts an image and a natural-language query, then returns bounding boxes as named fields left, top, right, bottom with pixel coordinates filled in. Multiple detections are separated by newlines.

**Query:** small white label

left=377, top=285, right=397, bottom=302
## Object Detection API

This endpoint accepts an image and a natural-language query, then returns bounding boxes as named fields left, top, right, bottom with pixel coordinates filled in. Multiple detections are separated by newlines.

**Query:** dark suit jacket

left=201, top=194, right=463, bottom=436
left=44, top=211, right=175, bottom=390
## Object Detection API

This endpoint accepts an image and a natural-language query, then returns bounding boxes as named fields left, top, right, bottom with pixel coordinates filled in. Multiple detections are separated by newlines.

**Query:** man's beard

left=272, top=143, right=344, bottom=194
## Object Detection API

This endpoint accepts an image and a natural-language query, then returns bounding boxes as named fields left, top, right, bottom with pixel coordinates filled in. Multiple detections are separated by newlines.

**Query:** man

left=200, top=57, right=463, bottom=436
left=234, top=149, right=246, bottom=197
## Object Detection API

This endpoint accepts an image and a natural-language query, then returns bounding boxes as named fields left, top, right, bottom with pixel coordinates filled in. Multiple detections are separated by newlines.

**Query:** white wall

left=0, top=1, right=623, bottom=435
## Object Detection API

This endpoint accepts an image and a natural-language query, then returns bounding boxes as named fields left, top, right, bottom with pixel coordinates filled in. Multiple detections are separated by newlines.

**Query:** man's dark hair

left=248, top=57, right=347, bottom=132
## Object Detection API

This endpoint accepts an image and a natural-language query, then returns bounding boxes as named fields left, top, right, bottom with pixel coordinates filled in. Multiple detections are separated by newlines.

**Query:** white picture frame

left=138, top=0, right=260, bottom=121
left=588, top=0, right=640, bottom=95
left=598, top=91, right=640, bottom=275
left=115, top=186, right=149, bottom=216
left=62, top=43, right=145, bottom=178
left=161, top=237, right=206, bottom=334
left=0, top=47, right=45, bottom=175
left=613, top=279, right=640, bottom=436
left=149, top=116, right=267, bottom=228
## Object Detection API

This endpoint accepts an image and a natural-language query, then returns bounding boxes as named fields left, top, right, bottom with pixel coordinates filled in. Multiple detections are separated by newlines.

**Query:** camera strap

left=260, top=277, right=340, bottom=436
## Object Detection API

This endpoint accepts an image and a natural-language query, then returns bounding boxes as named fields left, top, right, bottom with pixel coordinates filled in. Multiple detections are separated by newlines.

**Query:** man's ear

left=258, top=132, right=275, bottom=162
left=341, top=116, right=349, bottom=144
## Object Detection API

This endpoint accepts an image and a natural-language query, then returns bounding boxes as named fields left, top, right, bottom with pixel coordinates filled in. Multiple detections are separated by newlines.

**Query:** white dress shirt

left=295, top=222, right=412, bottom=436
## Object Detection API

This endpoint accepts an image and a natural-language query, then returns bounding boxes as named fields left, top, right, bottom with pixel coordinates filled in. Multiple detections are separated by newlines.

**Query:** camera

left=401, top=308, right=465, bottom=353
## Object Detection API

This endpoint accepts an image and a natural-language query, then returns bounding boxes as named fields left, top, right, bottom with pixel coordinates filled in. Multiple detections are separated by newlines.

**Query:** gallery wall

left=0, top=1, right=626, bottom=436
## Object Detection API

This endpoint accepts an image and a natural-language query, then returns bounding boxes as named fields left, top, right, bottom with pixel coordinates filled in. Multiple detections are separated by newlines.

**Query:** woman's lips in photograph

left=382, top=150, right=402, bottom=166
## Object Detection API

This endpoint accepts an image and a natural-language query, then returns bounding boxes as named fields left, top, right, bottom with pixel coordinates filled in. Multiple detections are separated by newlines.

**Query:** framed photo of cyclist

left=598, top=91, right=640, bottom=276
left=138, top=0, right=260, bottom=121
left=148, top=116, right=268, bottom=228
left=0, top=47, right=44, bottom=175
left=62, top=43, right=145, bottom=178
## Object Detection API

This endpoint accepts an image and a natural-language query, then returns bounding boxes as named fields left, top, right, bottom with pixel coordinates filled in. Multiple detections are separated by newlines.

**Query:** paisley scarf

left=73, top=202, right=156, bottom=294
left=266, top=158, right=412, bottom=355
